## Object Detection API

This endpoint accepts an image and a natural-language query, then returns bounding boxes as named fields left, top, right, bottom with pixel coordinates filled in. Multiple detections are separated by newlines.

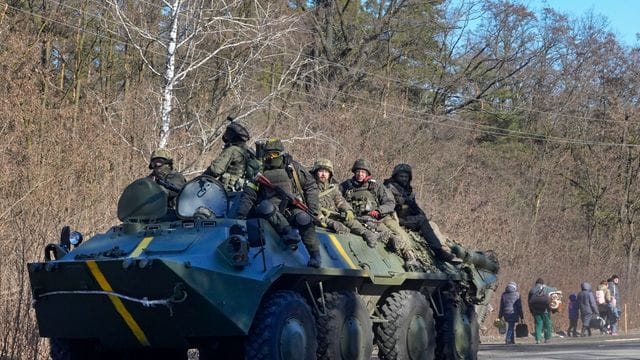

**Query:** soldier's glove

left=345, top=210, right=355, bottom=222
left=368, top=210, right=381, bottom=219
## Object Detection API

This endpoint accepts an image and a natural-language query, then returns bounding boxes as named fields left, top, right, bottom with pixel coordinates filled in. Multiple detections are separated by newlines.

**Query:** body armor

left=343, top=182, right=378, bottom=215
left=261, top=167, right=293, bottom=209
left=219, top=145, right=248, bottom=191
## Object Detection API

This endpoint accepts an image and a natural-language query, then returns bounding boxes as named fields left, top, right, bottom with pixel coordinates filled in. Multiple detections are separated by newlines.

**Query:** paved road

left=479, top=334, right=640, bottom=359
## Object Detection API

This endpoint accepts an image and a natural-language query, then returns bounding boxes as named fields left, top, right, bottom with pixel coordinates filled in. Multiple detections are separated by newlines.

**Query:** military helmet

left=263, top=138, right=285, bottom=153
left=392, top=163, right=413, bottom=180
left=351, top=159, right=371, bottom=175
left=311, top=159, right=334, bottom=175
left=149, top=148, right=173, bottom=169
left=223, top=122, right=250, bottom=143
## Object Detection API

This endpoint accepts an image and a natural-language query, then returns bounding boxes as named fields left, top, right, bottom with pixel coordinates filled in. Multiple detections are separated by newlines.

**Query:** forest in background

left=1, top=0, right=640, bottom=357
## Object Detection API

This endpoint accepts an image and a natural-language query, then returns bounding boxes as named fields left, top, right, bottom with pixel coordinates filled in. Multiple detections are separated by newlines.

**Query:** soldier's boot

left=330, top=221, right=350, bottom=234
left=362, top=230, right=382, bottom=248
left=307, top=251, right=321, bottom=268
left=280, top=227, right=301, bottom=250
left=402, top=249, right=421, bottom=272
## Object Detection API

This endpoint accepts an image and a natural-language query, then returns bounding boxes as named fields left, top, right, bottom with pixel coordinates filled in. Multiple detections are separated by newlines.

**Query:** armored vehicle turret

left=28, top=176, right=499, bottom=360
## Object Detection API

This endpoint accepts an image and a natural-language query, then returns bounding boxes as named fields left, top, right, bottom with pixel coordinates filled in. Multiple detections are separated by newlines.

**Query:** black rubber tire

left=316, top=291, right=373, bottom=360
left=245, top=290, right=317, bottom=360
left=374, top=290, right=435, bottom=360
left=436, top=300, right=479, bottom=360
left=468, top=306, right=480, bottom=358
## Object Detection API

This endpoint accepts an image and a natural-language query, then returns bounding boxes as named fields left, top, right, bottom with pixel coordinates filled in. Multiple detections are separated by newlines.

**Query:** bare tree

left=107, top=0, right=307, bottom=150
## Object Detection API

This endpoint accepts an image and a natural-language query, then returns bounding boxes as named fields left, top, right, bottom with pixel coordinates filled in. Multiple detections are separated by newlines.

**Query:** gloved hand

left=368, top=210, right=381, bottom=219
left=345, top=210, right=355, bottom=222
left=320, top=207, right=332, bottom=217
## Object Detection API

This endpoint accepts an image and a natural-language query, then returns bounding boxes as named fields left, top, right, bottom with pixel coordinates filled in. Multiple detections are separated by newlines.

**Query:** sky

left=533, top=0, right=639, bottom=45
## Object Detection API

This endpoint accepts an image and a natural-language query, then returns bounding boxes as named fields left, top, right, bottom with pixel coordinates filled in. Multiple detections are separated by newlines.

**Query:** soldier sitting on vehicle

left=384, top=163, right=462, bottom=264
left=147, top=148, right=187, bottom=210
left=203, top=120, right=261, bottom=192
left=340, top=159, right=419, bottom=270
left=310, top=159, right=389, bottom=247
left=234, top=138, right=322, bottom=268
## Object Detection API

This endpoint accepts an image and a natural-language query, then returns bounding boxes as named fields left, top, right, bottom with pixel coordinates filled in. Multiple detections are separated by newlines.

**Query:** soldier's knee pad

left=255, top=200, right=276, bottom=218
left=292, top=211, right=313, bottom=229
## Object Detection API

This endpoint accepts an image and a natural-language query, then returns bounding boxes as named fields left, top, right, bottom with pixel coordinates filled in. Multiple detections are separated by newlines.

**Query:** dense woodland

left=2, top=0, right=640, bottom=357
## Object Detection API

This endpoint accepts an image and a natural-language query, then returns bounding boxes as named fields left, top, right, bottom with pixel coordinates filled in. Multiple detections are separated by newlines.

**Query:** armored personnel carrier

left=28, top=176, right=499, bottom=360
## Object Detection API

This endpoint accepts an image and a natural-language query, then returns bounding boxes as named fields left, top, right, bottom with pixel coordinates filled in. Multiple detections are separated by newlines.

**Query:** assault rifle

left=253, top=173, right=326, bottom=227
left=154, top=176, right=182, bottom=194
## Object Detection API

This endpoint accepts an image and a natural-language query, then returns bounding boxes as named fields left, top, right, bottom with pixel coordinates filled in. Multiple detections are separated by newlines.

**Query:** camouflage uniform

left=204, top=122, right=259, bottom=192
left=147, top=148, right=187, bottom=210
left=340, top=159, right=418, bottom=269
left=235, top=139, right=322, bottom=268
left=384, top=163, right=460, bottom=263
left=310, top=159, right=385, bottom=247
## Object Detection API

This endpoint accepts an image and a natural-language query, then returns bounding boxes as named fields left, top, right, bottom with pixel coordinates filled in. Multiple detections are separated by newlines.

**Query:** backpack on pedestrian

left=529, top=285, right=550, bottom=312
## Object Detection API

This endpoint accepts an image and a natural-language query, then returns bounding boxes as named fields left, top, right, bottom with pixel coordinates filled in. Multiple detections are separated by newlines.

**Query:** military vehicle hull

left=28, top=177, right=498, bottom=360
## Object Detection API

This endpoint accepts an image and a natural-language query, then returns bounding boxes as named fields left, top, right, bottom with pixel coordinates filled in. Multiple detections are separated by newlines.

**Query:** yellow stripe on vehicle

left=327, top=234, right=358, bottom=269
left=86, top=260, right=150, bottom=347
left=129, top=236, right=154, bottom=258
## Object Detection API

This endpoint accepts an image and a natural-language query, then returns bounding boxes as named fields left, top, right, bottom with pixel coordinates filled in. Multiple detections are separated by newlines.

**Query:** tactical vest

left=388, top=182, right=415, bottom=218
left=318, top=183, right=338, bottom=210
left=218, top=146, right=248, bottom=191
left=343, top=181, right=378, bottom=215
left=262, top=167, right=293, bottom=208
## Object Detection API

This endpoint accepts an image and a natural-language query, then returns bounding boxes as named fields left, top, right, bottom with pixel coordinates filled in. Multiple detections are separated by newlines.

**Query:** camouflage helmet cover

left=351, top=159, right=371, bottom=174
left=311, top=159, right=334, bottom=175
left=263, top=138, right=285, bottom=153
left=224, top=122, right=250, bottom=142
left=392, top=163, right=413, bottom=180
left=149, top=148, right=173, bottom=169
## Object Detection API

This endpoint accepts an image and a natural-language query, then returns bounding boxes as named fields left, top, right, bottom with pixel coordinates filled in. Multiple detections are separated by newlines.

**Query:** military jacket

left=236, top=158, right=320, bottom=217
left=383, top=178, right=426, bottom=219
left=207, top=143, right=251, bottom=191
left=339, top=178, right=395, bottom=217
left=317, top=181, right=353, bottom=213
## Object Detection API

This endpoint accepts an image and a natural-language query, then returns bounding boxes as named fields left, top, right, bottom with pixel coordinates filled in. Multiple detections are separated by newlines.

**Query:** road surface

left=479, top=333, right=640, bottom=359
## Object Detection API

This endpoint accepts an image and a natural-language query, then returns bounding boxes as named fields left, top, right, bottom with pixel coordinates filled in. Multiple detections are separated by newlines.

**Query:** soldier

left=310, top=159, right=387, bottom=247
left=340, top=159, right=419, bottom=270
left=203, top=121, right=260, bottom=192
left=235, top=139, right=322, bottom=268
left=384, top=163, right=461, bottom=263
left=147, top=148, right=187, bottom=209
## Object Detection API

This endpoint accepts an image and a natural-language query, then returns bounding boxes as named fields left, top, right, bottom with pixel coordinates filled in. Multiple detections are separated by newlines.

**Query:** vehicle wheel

left=316, top=291, right=373, bottom=360
left=374, top=290, right=435, bottom=360
left=436, top=299, right=478, bottom=360
left=245, top=290, right=317, bottom=360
